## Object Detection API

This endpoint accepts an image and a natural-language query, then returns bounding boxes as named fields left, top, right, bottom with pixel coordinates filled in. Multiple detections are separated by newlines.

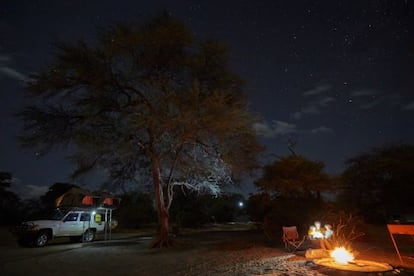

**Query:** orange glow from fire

left=330, top=247, right=354, bottom=264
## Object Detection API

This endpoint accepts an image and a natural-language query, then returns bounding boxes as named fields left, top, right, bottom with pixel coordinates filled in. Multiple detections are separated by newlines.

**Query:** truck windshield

left=42, top=209, right=67, bottom=220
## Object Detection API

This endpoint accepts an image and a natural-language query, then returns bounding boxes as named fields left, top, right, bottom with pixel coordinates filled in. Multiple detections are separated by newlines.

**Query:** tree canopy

left=18, top=14, right=263, bottom=246
left=255, top=155, right=331, bottom=199
left=340, top=143, right=414, bottom=223
left=252, top=155, right=333, bottom=236
left=0, top=172, right=21, bottom=225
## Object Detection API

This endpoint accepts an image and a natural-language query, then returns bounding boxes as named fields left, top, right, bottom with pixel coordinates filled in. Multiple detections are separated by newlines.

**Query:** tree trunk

left=153, top=207, right=172, bottom=247
left=149, top=157, right=174, bottom=248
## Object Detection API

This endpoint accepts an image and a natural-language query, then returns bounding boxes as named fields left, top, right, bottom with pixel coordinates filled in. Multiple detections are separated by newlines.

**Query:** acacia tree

left=254, top=155, right=332, bottom=233
left=340, top=143, right=414, bottom=223
left=255, top=155, right=331, bottom=199
left=18, top=15, right=262, bottom=247
left=0, top=172, right=21, bottom=224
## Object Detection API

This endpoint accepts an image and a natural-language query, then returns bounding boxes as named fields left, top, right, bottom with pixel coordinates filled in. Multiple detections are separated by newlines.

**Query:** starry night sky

left=1, top=0, right=414, bottom=199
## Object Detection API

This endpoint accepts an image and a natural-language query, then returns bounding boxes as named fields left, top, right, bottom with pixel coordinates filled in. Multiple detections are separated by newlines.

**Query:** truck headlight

left=28, top=223, right=40, bottom=231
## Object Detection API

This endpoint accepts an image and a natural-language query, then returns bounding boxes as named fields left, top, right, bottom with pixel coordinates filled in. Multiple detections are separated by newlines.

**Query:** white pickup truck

left=15, top=208, right=110, bottom=247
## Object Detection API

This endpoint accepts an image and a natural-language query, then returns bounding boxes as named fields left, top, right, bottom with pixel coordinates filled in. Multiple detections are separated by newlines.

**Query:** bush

left=260, top=196, right=328, bottom=240
left=320, top=210, right=365, bottom=248
left=114, top=192, right=157, bottom=228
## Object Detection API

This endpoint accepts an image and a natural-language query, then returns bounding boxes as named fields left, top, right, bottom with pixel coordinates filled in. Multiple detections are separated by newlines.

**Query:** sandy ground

left=1, top=226, right=414, bottom=275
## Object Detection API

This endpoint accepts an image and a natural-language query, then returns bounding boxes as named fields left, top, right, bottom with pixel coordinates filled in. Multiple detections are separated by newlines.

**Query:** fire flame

left=330, top=247, right=354, bottom=264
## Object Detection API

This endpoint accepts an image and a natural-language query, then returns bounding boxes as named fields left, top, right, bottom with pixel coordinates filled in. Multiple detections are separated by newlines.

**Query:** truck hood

left=25, top=220, right=61, bottom=228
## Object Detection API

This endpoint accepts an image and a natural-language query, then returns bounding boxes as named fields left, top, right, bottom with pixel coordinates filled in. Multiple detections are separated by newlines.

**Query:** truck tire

left=82, top=229, right=95, bottom=242
left=35, top=231, right=49, bottom=247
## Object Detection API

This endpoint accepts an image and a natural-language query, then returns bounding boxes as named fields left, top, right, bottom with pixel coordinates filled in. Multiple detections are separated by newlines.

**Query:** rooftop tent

left=103, top=197, right=113, bottom=205
left=102, top=197, right=121, bottom=209
left=54, top=187, right=120, bottom=209
left=55, top=187, right=92, bottom=207
left=81, top=195, right=101, bottom=206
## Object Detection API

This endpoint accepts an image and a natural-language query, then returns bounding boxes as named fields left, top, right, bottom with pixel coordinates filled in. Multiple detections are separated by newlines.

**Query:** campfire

left=314, top=246, right=393, bottom=272
left=309, top=217, right=393, bottom=272
left=330, top=247, right=354, bottom=264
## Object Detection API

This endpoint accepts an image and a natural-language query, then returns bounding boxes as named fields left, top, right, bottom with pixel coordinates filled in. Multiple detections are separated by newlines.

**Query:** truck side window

left=64, top=213, right=79, bottom=222
left=80, top=213, right=91, bottom=221
left=99, top=213, right=106, bottom=222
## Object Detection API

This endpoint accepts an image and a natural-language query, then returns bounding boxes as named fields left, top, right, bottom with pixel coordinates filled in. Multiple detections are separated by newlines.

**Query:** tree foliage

left=247, top=192, right=272, bottom=223
left=255, top=155, right=331, bottom=199
left=18, top=14, right=263, bottom=246
left=170, top=190, right=245, bottom=227
left=114, top=192, right=157, bottom=228
left=252, top=155, right=332, bottom=238
left=339, top=143, right=414, bottom=223
left=0, top=172, right=21, bottom=225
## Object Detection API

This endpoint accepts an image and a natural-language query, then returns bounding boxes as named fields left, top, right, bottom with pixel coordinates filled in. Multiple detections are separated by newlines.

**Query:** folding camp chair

left=282, top=226, right=306, bottom=252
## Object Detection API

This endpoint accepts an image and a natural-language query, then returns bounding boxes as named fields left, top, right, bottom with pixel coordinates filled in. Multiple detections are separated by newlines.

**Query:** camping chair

left=282, top=226, right=306, bottom=252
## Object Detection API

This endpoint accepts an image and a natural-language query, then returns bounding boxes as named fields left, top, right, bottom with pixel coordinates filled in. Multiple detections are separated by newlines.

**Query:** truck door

left=80, top=212, right=91, bottom=230
left=60, top=212, right=80, bottom=235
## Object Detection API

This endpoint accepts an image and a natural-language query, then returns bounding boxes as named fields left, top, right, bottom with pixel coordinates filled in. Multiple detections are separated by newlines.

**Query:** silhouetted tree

left=114, top=192, right=157, bottom=228
left=0, top=172, right=13, bottom=190
left=247, top=192, right=272, bottom=222
left=255, top=155, right=331, bottom=199
left=169, top=190, right=211, bottom=227
left=170, top=191, right=245, bottom=227
left=18, top=14, right=263, bottom=247
left=253, top=156, right=332, bottom=237
left=0, top=172, right=21, bottom=225
left=19, top=198, right=44, bottom=221
left=209, top=193, right=245, bottom=223
left=339, top=143, right=414, bottom=223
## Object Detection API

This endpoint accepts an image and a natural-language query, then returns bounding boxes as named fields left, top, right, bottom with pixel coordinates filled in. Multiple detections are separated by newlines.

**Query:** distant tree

left=0, top=172, right=21, bottom=225
left=170, top=191, right=245, bottom=227
left=169, top=190, right=211, bottom=227
left=287, top=137, right=298, bottom=156
left=114, top=192, right=157, bottom=228
left=19, top=198, right=44, bottom=221
left=253, top=156, right=332, bottom=237
left=255, top=155, right=331, bottom=199
left=0, top=172, right=13, bottom=189
left=18, top=14, right=263, bottom=247
left=247, top=192, right=272, bottom=222
left=339, top=143, right=414, bottom=223
left=209, top=193, right=245, bottom=223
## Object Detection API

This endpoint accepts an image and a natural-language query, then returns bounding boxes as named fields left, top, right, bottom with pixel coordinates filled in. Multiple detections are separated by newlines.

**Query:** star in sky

left=1, top=0, right=413, bottom=198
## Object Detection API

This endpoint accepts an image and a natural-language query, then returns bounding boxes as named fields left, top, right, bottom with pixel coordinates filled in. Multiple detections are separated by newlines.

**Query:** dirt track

left=1, top=230, right=283, bottom=275
left=1, top=227, right=414, bottom=275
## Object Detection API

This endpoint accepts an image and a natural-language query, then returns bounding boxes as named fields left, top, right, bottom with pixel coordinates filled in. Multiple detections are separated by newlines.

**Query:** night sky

left=1, top=0, right=413, bottom=199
